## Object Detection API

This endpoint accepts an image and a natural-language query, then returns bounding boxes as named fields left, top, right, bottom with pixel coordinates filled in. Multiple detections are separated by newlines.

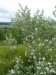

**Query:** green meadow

left=0, top=44, right=29, bottom=75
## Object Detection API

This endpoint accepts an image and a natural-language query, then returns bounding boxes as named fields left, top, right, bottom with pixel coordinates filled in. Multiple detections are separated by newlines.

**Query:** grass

left=0, top=44, right=29, bottom=75
left=0, top=44, right=28, bottom=62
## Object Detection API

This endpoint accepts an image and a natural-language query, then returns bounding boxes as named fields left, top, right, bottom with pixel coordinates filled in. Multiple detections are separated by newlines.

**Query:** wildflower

left=16, top=58, right=19, bottom=63
left=33, top=56, right=36, bottom=59
left=35, top=28, right=37, bottom=30
left=42, top=57, right=45, bottom=61
left=40, top=71, right=44, bottom=74
left=13, top=46, right=16, bottom=50
left=49, top=48, right=52, bottom=51
left=50, top=69, right=56, bottom=73
left=25, top=51, right=27, bottom=56
left=46, top=67, right=49, bottom=72
left=29, top=45, right=32, bottom=48
left=48, top=62, right=51, bottom=65
left=11, top=69, right=15, bottom=74
left=31, top=52, right=34, bottom=55
left=45, top=39, right=48, bottom=42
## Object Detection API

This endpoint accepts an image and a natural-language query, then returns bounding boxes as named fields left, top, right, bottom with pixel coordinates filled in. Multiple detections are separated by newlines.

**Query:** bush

left=0, top=29, right=5, bottom=41
left=7, top=5, right=56, bottom=75
left=12, top=28, right=24, bottom=44
left=7, top=54, right=56, bottom=75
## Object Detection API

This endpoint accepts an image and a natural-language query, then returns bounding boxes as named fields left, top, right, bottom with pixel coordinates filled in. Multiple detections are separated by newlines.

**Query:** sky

left=0, top=0, right=56, bottom=22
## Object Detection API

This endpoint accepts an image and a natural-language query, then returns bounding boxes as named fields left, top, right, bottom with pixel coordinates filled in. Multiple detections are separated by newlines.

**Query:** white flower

left=42, top=43, right=44, bottom=46
left=46, top=67, right=49, bottom=72
left=35, top=28, right=37, bottom=30
left=16, top=58, right=19, bottom=63
left=45, top=39, right=48, bottom=42
left=37, top=67, right=41, bottom=70
left=32, top=41, right=35, bottom=43
left=50, top=69, right=56, bottom=73
left=13, top=46, right=16, bottom=50
left=49, top=48, right=52, bottom=51
left=29, top=45, right=31, bottom=48
left=33, top=56, right=36, bottom=59
left=25, top=51, right=27, bottom=56
left=38, top=61, right=41, bottom=64
left=42, top=57, right=45, bottom=61
left=31, top=52, right=34, bottom=55
left=40, top=71, right=44, bottom=74
left=11, top=69, right=15, bottom=74
left=48, top=62, right=51, bottom=65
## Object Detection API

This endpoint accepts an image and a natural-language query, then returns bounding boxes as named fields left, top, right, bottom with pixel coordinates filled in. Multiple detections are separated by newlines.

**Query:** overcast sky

left=0, top=0, right=56, bottom=22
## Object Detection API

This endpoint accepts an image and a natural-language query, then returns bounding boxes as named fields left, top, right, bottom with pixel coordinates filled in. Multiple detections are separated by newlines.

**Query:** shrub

left=7, top=5, right=56, bottom=75
left=0, top=29, right=5, bottom=41
left=6, top=34, right=17, bottom=45
left=7, top=53, right=56, bottom=75
left=12, top=28, right=24, bottom=44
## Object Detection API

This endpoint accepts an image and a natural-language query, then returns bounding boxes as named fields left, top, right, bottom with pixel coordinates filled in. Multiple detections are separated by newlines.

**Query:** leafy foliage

left=0, top=29, right=5, bottom=41
left=8, top=5, right=56, bottom=75
left=12, top=28, right=24, bottom=44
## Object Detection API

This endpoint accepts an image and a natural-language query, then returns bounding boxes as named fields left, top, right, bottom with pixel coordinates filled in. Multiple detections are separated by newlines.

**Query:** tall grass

left=0, top=44, right=28, bottom=75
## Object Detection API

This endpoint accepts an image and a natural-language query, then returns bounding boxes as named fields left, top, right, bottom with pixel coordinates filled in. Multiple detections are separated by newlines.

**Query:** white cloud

left=0, top=18, right=11, bottom=22
left=18, top=0, right=56, bottom=17
left=0, top=0, right=18, bottom=22
left=0, top=0, right=56, bottom=22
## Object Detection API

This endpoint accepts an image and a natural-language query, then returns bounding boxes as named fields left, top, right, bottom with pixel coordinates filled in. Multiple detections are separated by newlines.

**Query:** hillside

left=0, top=22, right=11, bottom=25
